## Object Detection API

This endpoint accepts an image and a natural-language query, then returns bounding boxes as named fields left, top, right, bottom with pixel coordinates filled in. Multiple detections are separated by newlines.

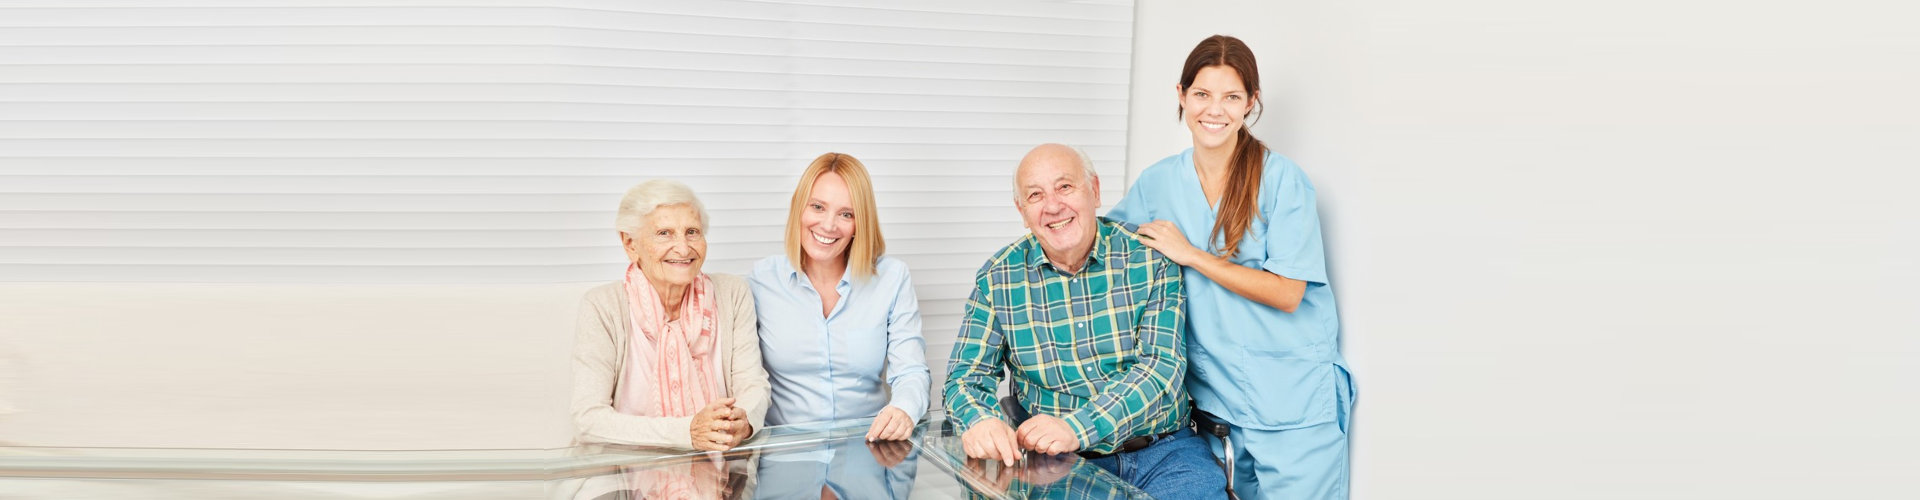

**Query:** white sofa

left=0, top=282, right=596, bottom=450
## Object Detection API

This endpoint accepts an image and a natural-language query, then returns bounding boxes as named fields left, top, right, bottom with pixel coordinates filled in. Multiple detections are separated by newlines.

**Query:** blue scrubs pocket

left=1229, top=348, right=1339, bottom=430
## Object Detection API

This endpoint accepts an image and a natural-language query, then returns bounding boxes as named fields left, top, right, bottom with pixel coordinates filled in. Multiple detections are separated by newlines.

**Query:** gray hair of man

left=614, top=179, right=711, bottom=235
left=1011, top=143, right=1099, bottom=206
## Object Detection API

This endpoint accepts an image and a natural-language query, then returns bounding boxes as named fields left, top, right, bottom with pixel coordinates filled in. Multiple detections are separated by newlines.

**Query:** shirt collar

left=782, top=255, right=851, bottom=290
left=1025, top=219, right=1112, bottom=276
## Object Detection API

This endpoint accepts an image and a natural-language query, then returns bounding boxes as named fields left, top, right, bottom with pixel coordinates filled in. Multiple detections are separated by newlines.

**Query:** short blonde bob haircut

left=785, top=152, right=886, bottom=281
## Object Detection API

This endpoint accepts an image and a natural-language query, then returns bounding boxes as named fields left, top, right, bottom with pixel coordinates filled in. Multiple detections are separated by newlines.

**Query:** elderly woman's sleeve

left=724, top=276, right=772, bottom=434
left=570, top=286, right=697, bottom=449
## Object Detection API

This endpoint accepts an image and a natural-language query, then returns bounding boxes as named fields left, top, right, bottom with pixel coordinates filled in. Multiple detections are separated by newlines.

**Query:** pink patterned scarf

left=613, top=264, right=723, bottom=419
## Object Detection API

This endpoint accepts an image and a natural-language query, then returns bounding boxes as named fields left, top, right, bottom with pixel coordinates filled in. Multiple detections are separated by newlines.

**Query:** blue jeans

left=1083, top=428, right=1228, bottom=500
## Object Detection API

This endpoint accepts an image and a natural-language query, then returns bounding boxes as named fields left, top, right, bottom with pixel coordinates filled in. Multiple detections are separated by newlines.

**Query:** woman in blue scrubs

left=1107, top=35, right=1354, bottom=500
left=748, top=153, right=930, bottom=442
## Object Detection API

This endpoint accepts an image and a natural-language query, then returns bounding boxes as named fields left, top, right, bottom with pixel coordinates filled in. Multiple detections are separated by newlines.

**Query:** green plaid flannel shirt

left=944, top=218, right=1189, bottom=454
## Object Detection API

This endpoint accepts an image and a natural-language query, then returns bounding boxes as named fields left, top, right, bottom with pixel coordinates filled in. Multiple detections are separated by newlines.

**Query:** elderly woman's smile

left=625, top=203, right=707, bottom=290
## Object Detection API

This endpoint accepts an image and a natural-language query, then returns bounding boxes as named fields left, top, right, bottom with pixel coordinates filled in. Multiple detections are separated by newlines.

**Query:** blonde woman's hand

left=866, top=406, right=914, bottom=442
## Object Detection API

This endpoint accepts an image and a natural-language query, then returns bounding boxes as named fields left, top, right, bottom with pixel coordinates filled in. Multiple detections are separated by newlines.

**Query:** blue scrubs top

left=1107, top=149, right=1351, bottom=431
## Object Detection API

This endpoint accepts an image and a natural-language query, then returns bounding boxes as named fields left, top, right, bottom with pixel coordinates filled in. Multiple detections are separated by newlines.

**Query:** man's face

left=1016, top=146, right=1101, bottom=270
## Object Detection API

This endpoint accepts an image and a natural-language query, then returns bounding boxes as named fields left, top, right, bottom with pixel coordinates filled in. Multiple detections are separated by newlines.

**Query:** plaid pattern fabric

left=944, top=219, right=1188, bottom=454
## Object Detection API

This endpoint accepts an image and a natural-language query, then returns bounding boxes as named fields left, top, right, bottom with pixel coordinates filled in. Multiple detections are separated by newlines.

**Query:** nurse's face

left=1179, top=65, right=1256, bottom=152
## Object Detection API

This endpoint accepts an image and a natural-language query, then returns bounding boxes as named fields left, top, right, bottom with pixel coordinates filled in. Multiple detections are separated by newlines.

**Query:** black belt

left=1077, top=431, right=1176, bottom=460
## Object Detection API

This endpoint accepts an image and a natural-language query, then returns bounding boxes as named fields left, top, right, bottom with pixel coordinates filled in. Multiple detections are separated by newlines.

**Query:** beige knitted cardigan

left=570, top=273, right=770, bottom=449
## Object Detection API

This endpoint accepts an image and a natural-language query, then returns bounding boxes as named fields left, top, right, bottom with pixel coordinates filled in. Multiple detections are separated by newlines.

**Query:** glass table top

left=0, top=413, right=1151, bottom=499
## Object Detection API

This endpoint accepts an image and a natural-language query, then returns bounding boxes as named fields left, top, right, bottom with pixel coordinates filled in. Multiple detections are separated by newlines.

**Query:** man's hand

left=960, top=417, right=1022, bottom=466
left=689, top=398, right=740, bottom=451
left=1015, top=414, right=1081, bottom=455
left=866, top=406, right=915, bottom=441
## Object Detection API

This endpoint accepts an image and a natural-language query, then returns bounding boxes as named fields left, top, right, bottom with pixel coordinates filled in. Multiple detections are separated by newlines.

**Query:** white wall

left=0, top=0, right=1133, bottom=450
left=1128, top=0, right=1920, bottom=498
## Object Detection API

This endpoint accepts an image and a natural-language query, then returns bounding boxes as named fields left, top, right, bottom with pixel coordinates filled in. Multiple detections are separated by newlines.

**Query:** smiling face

left=799, top=171, right=855, bottom=269
left=1015, top=144, right=1101, bottom=271
left=621, top=203, right=707, bottom=290
left=1180, top=64, right=1256, bottom=153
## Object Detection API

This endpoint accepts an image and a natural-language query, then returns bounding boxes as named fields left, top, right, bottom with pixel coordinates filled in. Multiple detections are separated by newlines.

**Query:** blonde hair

left=785, top=153, right=885, bottom=281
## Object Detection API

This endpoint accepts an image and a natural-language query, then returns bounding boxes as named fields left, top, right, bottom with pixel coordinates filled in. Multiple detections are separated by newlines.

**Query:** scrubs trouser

left=1208, top=371, right=1351, bottom=500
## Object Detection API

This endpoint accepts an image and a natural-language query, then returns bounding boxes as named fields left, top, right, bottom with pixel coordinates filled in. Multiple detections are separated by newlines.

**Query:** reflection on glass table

left=918, top=416, right=1153, bottom=500
left=0, top=413, right=1148, bottom=499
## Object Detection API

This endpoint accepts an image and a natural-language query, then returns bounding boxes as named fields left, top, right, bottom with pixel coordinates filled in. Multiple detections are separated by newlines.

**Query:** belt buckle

left=1119, top=435, right=1152, bottom=453
left=1079, top=431, right=1170, bottom=460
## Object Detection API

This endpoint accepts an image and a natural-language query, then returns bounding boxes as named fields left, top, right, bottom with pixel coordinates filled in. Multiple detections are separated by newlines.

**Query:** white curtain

left=0, top=0, right=1133, bottom=368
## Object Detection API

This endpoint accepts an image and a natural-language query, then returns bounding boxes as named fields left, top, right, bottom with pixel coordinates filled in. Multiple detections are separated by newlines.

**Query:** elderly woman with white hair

left=572, top=179, right=770, bottom=451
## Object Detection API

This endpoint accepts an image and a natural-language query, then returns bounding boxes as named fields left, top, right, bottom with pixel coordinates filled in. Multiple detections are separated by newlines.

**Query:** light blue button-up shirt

left=748, top=255, right=931, bottom=426
left=1108, top=148, right=1353, bottom=431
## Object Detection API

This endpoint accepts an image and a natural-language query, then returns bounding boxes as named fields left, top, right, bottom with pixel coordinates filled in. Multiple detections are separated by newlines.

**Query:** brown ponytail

left=1211, top=127, right=1267, bottom=259
left=1179, top=35, right=1268, bottom=258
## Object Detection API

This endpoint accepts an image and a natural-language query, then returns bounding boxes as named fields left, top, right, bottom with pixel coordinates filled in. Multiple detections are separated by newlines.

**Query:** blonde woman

left=748, top=153, right=929, bottom=441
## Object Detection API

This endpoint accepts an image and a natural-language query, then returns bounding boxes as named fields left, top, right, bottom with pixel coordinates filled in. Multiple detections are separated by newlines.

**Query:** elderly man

left=944, top=144, right=1226, bottom=499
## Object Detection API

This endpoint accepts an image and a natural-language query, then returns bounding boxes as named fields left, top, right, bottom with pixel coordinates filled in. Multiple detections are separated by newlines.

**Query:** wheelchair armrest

left=998, top=395, right=1032, bottom=425
left=1191, top=408, right=1232, bottom=438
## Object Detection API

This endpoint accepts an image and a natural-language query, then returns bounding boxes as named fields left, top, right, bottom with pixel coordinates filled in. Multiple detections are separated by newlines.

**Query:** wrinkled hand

left=1015, top=414, right=1081, bottom=455
left=688, top=458, right=728, bottom=498
left=689, top=398, right=742, bottom=451
left=725, top=405, right=753, bottom=442
left=960, top=418, right=1021, bottom=466
left=866, top=406, right=915, bottom=442
left=1135, top=220, right=1204, bottom=266
left=867, top=438, right=913, bottom=468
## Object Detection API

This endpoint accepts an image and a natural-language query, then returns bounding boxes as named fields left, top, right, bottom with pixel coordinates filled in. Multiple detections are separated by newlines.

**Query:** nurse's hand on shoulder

left=866, top=405, right=915, bottom=441
left=1136, top=220, right=1204, bottom=266
left=961, top=417, right=1021, bottom=466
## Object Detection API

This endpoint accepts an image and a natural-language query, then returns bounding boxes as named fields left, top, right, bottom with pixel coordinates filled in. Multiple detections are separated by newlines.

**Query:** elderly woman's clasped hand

left=688, top=397, right=752, bottom=451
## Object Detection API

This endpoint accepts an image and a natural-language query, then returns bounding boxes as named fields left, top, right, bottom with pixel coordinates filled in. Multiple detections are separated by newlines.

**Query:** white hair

left=1012, top=144, right=1099, bottom=205
left=614, top=179, right=710, bottom=235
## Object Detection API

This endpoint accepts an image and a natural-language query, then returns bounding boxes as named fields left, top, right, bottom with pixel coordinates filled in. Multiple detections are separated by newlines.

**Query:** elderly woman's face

left=621, top=203, right=707, bottom=289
